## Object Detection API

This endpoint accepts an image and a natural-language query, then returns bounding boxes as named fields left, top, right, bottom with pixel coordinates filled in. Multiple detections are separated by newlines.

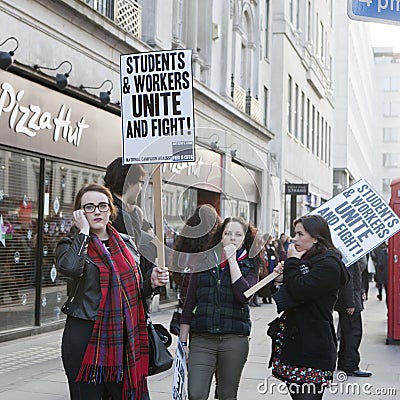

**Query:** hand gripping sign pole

left=152, top=164, right=165, bottom=269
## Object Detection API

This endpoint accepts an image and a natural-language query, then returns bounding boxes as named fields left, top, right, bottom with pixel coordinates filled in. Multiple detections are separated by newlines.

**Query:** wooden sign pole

left=152, top=164, right=165, bottom=269
left=244, top=271, right=280, bottom=298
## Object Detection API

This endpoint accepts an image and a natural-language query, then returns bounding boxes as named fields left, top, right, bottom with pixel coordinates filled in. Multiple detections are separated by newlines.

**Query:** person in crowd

left=335, top=255, right=371, bottom=378
left=56, top=183, right=169, bottom=400
left=280, top=232, right=291, bottom=253
left=179, top=216, right=261, bottom=400
left=170, top=204, right=222, bottom=307
left=361, top=256, right=371, bottom=301
left=104, top=158, right=145, bottom=239
left=269, top=215, right=349, bottom=400
left=274, top=237, right=287, bottom=262
left=252, top=233, right=272, bottom=306
left=104, top=158, right=156, bottom=282
left=371, top=242, right=388, bottom=305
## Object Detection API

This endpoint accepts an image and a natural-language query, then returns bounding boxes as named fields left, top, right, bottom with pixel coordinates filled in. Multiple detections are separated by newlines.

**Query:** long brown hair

left=173, top=204, right=222, bottom=254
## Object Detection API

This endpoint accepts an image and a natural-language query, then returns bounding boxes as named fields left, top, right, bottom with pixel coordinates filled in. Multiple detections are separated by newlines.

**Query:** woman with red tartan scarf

left=56, top=183, right=168, bottom=400
left=179, top=216, right=262, bottom=400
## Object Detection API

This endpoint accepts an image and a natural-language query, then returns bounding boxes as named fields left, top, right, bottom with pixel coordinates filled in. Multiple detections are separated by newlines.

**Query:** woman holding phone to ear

left=56, top=183, right=168, bottom=400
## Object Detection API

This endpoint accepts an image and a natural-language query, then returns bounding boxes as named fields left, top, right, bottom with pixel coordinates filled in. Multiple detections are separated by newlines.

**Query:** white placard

left=172, top=339, right=187, bottom=400
left=311, top=179, right=400, bottom=266
left=120, top=49, right=195, bottom=165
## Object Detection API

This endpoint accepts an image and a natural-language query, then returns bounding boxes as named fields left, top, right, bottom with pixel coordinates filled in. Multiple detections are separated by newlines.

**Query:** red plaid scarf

left=76, top=225, right=149, bottom=399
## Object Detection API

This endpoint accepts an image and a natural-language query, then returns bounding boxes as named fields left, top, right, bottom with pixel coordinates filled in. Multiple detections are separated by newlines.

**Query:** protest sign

left=172, top=339, right=187, bottom=400
left=246, top=179, right=400, bottom=297
left=120, top=49, right=194, bottom=165
left=311, top=179, right=400, bottom=266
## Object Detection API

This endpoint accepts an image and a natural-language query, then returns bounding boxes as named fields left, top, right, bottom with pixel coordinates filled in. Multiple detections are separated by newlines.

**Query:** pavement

left=0, top=283, right=399, bottom=400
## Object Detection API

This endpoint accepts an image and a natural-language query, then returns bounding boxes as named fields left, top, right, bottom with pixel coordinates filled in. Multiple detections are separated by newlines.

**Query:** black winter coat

left=334, top=256, right=366, bottom=314
left=276, top=251, right=349, bottom=371
left=371, top=246, right=388, bottom=285
left=56, top=232, right=154, bottom=321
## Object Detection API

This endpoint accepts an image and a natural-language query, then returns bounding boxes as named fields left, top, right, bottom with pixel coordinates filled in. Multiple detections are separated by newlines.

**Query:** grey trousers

left=187, top=333, right=249, bottom=400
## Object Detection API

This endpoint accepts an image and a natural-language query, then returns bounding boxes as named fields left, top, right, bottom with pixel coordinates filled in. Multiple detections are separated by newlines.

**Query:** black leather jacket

left=56, top=232, right=154, bottom=321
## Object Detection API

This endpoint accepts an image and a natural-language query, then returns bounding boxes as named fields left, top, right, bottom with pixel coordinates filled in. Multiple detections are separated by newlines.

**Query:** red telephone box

left=388, top=179, right=400, bottom=343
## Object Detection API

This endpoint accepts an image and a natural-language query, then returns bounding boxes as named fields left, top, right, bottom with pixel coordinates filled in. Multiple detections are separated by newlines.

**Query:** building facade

left=269, top=0, right=335, bottom=235
left=373, top=47, right=400, bottom=202
left=332, top=1, right=377, bottom=197
left=0, top=0, right=273, bottom=339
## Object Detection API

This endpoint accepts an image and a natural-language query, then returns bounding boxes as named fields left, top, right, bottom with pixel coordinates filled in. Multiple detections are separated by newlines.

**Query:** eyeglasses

left=82, top=202, right=110, bottom=213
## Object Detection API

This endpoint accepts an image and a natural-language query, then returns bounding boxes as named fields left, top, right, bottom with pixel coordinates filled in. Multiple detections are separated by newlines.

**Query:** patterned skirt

left=271, top=314, right=333, bottom=386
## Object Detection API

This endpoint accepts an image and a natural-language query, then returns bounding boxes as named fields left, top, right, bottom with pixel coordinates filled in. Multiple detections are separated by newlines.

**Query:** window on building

left=328, top=125, right=331, bottom=166
left=307, top=0, right=312, bottom=43
left=316, top=111, right=320, bottom=157
left=319, top=21, right=325, bottom=62
left=383, top=127, right=400, bottom=142
left=306, top=98, right=311, bottom=149
left=287, top=75, right=293, bottom=133
left=174, top=0, right=184, bottom=41
left=315, top=13, right=319, bottom=55
left=383, top=153, right=400, bottom=168
left=289, top=0, right=294, bottom=24
left=300, top=91, right=305, bottom=144
left=238, top=11, right=252, bottom=91
left=265, top=0, right=270, bottom=58
left=264, top=86, right=269, bottom=127
left=86, top=0, right=114, bottom=20
left=324, top=120, right=328, bottom=163
left=383, top=102, right=400, bottom=117
left=383, top=77, right=400, bottom=92
left=311, top=105, right=315, bottom=154
left=294, top=84, right=299, bottom=139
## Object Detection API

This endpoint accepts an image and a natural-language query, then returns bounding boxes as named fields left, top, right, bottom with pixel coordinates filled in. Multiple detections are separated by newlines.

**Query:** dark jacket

left=334, top=256, right=366, bottom=313
left=56, top=232, right=154, bottom=321
left=112, top=195, right=157, bottom=282
left=182, top=249, right=259, bottom=336
left=277, top=251, right=349, bottom=371
left=371, top=246, right=388, bottom=285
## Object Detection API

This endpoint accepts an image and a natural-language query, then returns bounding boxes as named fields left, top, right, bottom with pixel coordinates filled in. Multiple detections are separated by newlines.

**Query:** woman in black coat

left=269, top=215, right=349, bottom=400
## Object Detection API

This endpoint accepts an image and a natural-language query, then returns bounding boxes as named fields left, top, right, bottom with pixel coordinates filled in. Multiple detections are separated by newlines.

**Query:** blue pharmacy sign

left=348, top=0, right=400, bottom=25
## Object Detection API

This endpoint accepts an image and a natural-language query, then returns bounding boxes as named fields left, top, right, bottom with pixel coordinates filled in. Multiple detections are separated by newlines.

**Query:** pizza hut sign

left=0, top=81, right=89, bottom=147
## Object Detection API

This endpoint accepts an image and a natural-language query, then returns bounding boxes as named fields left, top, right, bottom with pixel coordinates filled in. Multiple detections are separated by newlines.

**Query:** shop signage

left=0, top=82, right=88, bottom=146
left=311, top=179, right=400, bottom=266
left=285, top=183, right=309, bottom=195
left=120, top=49, right=195, bottom=164
left=348, top=0, right=400, bottom=25
left=161, top=147, right=222, bottom=193
left=0, top=70, right=121, bottom=168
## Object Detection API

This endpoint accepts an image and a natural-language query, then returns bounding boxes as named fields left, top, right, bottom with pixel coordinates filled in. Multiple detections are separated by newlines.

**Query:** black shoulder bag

left=141, top=292, right=173, bottom=375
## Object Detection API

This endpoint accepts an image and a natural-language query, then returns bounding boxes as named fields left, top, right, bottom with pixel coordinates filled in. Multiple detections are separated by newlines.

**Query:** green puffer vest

left=190, top=257, right=254, bottom=336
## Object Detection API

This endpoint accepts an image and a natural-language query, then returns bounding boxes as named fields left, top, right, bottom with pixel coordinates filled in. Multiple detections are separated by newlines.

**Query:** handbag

left=141, top=291, right=173, bottom=376
left=169, top=308, right=181, bottom=336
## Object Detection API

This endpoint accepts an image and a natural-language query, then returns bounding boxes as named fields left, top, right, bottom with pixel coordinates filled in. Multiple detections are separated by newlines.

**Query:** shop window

left=0, top=150, right=38, bottom=330
left=0, top=149, right=104, bottom=332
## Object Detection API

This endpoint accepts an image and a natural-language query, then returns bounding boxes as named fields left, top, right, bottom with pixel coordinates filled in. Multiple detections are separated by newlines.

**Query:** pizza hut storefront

left=0, top=70, right=121, bottom=340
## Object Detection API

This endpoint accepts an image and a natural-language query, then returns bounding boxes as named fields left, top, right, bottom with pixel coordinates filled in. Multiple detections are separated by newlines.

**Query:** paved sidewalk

left=0, top=284, right=399, bottom=399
